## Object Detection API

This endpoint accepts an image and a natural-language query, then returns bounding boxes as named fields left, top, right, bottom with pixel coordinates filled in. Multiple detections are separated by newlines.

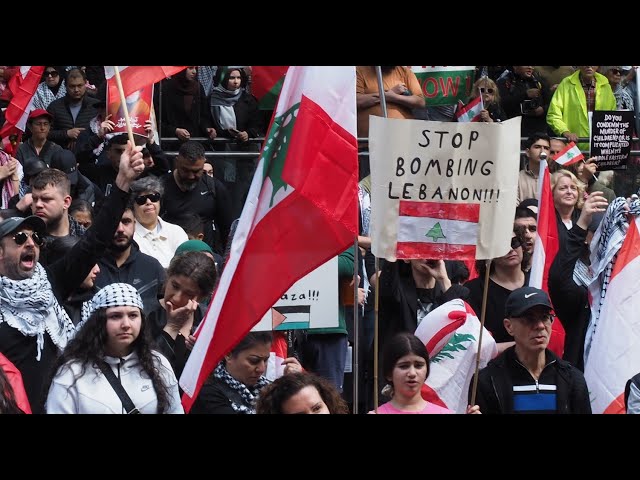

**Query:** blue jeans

left=301, top=333, right=348, bottom=393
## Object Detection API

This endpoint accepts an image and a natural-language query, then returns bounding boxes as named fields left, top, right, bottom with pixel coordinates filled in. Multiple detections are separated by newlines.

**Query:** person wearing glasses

left=15, top=109, right=62, bottom=173
left=130, top=176, right=188, bottom=268
left=0, top=141, right=144, bottom=413
left=465, top=229, right=531, bottom=354
left=469, top=286, right=592, bottom=414
left=600, top=66, right=634, bottom=112
left=32, top=67, right=67, bottom=111
left=467, top=77, right=507, bottom=123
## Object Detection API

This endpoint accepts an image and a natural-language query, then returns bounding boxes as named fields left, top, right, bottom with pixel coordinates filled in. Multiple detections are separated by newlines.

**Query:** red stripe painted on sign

left=399, top=201, right=480, bottom=223
left=396, top=242, right=476, bottom=260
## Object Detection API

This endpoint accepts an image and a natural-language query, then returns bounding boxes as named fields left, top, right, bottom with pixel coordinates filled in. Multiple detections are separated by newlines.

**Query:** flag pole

left=372, top=66, right=388, bottom=414
left=352, top=235, right=360, bottom=413
left=470, top=259, right=492, bottom=407
left=112, top=66, right=136, bottom=146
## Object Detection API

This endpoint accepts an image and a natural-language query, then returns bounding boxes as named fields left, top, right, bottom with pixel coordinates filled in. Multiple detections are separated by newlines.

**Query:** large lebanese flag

left=0, top=66, right=45, bottom=154
left=179, top=66, right=358, bottom=411
left=414, top=299, right=498, bottom=413
left=396, top=201, right=480, bottom=260
left=252, top=66, right=289, bottom=110
left=528, top=160, right=565, bottom=357
left=584, top=215, right=640, bottom=414
left=103, top=66, right=187, bottom=103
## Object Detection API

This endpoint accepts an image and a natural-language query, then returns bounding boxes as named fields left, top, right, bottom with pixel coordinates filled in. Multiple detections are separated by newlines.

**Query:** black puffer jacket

left=47, top=95, right=100, bottom=149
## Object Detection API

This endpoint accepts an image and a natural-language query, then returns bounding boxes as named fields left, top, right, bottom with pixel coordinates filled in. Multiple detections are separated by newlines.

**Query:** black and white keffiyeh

left=0, top=263, right=75, bottom=360
left=583, top=197, right=640, bottom=362
left=90, top=283, right=143, bottom=315
left=213, top=362, right=270, bottom=414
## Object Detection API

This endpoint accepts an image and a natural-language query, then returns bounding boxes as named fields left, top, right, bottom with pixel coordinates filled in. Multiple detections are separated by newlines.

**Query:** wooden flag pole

left=112, top=66, right=136, bottom=146
left=470, top=259, right=492, bottom=407
left=372, top=66, right=388, bottom=414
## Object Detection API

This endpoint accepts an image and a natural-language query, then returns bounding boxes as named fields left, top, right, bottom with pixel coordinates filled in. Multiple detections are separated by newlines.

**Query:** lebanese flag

left=0, top=66, right=45, bottom=155
left=552, top=141, right=584, bottom=167
left=252, top=66, right=289, bottom=110
left=415, top=299, right=498, bottom=413
left=103, top=66, right=187, bottom=103
left=528, top=160, right=565, bottom=357
left=584, top=215, right=640, bottom=413
left=179, top=66, right=358, bottom=411
left=454, top=95, right=483, bottom=122
left=396, top=201, right=480, bottom=260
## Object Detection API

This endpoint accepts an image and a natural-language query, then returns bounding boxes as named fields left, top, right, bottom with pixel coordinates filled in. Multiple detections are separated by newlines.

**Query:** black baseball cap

left=505, top=286, right=553, bottom=318
left=50, top=150, right=79, bottom=186
left=0, top=216, right=46, bottom=239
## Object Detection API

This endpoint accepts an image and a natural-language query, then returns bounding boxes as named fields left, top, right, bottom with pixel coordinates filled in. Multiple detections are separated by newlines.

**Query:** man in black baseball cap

left=0, top=215, right=46, bottom=276
left=470, top=286, right=591, bottom=414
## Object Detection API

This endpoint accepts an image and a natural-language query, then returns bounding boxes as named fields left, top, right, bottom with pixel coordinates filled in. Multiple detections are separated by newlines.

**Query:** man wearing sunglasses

left=470, top=286, right=591, bottom=414
left=0, top=141, right=145, bottom=413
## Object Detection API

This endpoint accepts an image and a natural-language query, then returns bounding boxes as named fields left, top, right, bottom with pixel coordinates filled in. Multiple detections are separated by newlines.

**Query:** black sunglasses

left=511, top=236, right=522, bottom=250
left=13, top=231, right=44, bottom=246
left=479, top=87, right=495, bottom=94
left=134, top=193, right=161, bottom=205
left=45, top=71, right=59, bottom=77
left=609, top=69, right=622, bottom=75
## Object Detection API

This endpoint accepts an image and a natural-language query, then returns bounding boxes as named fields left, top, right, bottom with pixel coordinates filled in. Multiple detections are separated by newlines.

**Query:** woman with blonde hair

left=552, top=169, right=585, bottom=231
left=468, top=77, right=507, bottom=123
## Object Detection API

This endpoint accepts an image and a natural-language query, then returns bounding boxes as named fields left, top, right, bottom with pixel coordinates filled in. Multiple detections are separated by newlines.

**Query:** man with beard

left=160, top=141, right=232, bottom=255
left=356, top=66, right=424, bottom=179
left=94, top=206, right=166, bottom=315
left=0, top=141, right=144, bottom=413
left=15, top=168, right=87, bottom=266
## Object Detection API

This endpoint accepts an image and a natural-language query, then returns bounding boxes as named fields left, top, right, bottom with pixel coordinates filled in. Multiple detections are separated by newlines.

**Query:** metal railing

left=159, top=136, right=640, bottom=158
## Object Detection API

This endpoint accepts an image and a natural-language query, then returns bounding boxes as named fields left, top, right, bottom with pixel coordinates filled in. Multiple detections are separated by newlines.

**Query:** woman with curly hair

left=257, top=372, right=349, bottom=414
left=44, top=283, right=183, bottom=414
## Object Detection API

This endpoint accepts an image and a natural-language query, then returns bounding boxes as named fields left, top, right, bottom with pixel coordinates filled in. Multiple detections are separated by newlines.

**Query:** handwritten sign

left=252, top=257, right=338, bottom=331
left=369, top=116, right=521, bottom=260
left=590, top=110, right=633, bottom=170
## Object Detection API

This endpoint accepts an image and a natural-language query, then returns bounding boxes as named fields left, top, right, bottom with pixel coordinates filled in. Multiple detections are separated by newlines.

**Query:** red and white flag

left=455, top=95, right=483, bottom=122
left=266, top=331, right=288, bottom=381
left=396, top=201, right=480, bottom=260
left=584, top=214, right=640, bottom=413
left=528, top=160, right=565, bottom=356
left=0, top=66, right=45, bottom=154
left=252, top=66, right=289, bottom=110
left=103, top=66, right=187, bottom=103
left=552, top=141, right=584, bottom=167
left=179, top=66, right=359, bottom=411
left=414, top=299, right=498, bottom=413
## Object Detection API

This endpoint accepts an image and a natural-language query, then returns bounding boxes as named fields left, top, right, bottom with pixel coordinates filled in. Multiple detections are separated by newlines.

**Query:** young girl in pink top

left=370, top=332, right=480, bottom=414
